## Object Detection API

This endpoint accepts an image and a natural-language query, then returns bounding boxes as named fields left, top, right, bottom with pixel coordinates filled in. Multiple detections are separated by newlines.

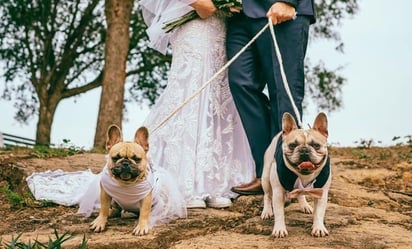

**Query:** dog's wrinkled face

left=282, top=113, right=329, bottom=176
left=108, top=142, right=147, bottom=183
left=106, top=125, right=149, bottom=184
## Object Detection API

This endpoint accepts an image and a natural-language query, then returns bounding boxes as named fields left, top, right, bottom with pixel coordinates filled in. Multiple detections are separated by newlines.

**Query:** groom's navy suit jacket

left=242, top=0, right=316, bottom=21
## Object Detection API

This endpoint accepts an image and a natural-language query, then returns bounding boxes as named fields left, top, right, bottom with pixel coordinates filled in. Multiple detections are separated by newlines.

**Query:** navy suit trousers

left=226, top=14, right=311, bottom=178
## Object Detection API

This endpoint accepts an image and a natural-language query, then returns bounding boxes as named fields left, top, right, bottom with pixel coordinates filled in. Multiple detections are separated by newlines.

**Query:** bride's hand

left=190, top=0, right=217, bottom=19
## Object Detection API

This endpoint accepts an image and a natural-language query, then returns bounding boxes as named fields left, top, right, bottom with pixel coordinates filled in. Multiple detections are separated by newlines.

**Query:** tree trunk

left=93, top=0, right=133, bottom=149
left=36, top=99, right=58, bottom=146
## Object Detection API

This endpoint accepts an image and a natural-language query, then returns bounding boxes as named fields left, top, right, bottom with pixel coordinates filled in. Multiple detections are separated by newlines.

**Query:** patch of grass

left=0, top=186, right=54, bottom=208
left=378, top=150, right=392, bottom=160
left=351, top=149, right=370, bottom=160
left=0, top=186, right=25, bottom=207
left=0, top=142, right=88, bottom=159
left=31, top=144, right=86, bottom=159
left=0, top=188, right=53, bottom=210
left=1, top=228, right=87, bottom=249
left=38, top=200, right=57, bottom=208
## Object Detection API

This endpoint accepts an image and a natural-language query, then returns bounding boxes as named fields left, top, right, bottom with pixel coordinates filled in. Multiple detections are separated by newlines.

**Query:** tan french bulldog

left=261, top=112, right=331, bottom=238
left=90, top=124, right=153, bottom=236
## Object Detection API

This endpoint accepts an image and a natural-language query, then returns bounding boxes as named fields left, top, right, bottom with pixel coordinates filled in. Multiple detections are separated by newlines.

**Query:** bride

left=140, top=0, right=254, bottom=208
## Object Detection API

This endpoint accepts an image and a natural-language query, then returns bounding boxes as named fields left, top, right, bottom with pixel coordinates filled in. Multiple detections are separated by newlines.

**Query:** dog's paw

left=300, top=203, right=313, bottom=214
left=311, top=223, right=329, bottom=237
left=90, top=216, right=108, bottom=233
left=271, top=225, right=288, bottom=238
left=260, top=207, right=273, bottom=220
left=297, top=196, right=313, bottom=214
left=133, top=223, right=150, bottom=236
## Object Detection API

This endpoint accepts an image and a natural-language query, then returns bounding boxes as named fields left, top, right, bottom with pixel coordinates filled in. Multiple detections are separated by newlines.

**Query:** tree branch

left=61, top=72, right=103, bottom=99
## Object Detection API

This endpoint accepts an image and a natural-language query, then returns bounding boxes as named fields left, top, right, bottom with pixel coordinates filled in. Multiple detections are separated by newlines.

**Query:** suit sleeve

left=275, top=0, right=298, bottom=8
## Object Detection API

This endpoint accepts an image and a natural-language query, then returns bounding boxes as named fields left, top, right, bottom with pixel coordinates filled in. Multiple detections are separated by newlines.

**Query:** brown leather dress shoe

left=231, top=178, right=263, bottom=195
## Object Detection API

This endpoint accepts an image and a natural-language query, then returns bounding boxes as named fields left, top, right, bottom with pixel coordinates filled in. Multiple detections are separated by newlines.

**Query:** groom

left=227, top=0, right=316, bottom=195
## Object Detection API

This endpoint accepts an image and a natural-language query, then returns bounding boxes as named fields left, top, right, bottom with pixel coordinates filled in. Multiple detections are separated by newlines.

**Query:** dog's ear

left=106, top=124, right=123, bottom=151
left=282, top=112, right=298, bottom=135
left=135, top=126, right=149, bottom=152
left=312, top=112, right=328, bottom=138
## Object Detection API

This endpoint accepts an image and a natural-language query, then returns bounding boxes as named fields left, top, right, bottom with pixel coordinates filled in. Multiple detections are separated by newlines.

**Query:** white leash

left=267, top=19, right=303, bottom=128
left=151, top=22, right=270, bottom=134
left=151, top=17, right=302, bottom=133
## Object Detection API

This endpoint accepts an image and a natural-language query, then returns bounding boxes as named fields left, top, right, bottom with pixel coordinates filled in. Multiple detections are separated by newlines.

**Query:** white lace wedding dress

left=142, top=13, right=255, bottom=204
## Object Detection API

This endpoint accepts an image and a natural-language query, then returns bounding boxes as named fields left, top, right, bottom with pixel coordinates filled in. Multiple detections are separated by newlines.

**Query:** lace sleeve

left=139, top=0, right=196, bottom=54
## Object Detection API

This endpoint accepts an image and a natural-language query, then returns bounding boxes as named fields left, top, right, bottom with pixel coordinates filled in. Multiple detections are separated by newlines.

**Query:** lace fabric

left=143, top=15, right=255, bottom=203
left=26, top=169, right=96, bottom=206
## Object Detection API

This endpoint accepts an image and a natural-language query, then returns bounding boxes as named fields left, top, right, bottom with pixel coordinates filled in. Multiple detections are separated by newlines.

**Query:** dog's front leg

left=261, top=162, right=274, bottom=219
left=261, top=188, right=273, bottom=219
left=261, top=135, right=280, bottom=220
left=133, top=191, right=153, bottom=236
left=90, top=186, right=111, bottom=232
left=271, top=188, right=288, bottom=238
left=311, top=190, right=329, bottom=237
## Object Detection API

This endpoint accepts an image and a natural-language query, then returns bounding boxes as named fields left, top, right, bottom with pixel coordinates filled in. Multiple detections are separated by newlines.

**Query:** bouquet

left=163, top=0, right=242, bottom=33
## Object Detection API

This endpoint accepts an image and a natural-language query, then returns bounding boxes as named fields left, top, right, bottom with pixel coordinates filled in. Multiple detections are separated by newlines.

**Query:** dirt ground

left=0, top=146, right=411, bottom=249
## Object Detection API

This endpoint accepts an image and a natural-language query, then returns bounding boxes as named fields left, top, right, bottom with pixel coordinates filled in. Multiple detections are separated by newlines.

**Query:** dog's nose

left=121, top=160, right=131, bottom=171
left=300, top=147, right=310, bottom=161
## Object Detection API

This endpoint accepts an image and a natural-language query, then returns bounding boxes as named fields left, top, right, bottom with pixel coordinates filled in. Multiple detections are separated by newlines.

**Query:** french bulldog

left=90, top=124, right=153, bottom=236
left=261, top=112, right=331, bottom=238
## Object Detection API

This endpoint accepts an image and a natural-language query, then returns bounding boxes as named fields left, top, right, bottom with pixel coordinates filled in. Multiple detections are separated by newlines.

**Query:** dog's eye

left=131, top=155, right=142, bottom=163
left=112, top=154, right=121, bottom=162
left=288, top=143, right=298, bottom=150
left=311, top=143, right=321, bottom=150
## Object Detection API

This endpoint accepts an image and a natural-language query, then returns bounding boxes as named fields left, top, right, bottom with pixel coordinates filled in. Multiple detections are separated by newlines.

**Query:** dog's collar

left=275, top=139, right=330, bottom=191
left=287, top=178, right=324, bottom=199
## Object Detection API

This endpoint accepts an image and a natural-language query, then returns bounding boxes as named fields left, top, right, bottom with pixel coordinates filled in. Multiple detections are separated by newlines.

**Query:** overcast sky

left=1, top=1, right=411, bottom=149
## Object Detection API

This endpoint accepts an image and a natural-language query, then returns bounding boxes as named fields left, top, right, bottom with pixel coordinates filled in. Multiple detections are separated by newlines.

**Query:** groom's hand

left=267, top=2, right=296, bottom=25
left=190, top=0, right=217, bottom=19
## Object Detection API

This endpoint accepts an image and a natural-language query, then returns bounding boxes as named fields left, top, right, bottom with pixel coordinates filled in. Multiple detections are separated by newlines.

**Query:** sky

left=1, top=1, right=411, bottom=149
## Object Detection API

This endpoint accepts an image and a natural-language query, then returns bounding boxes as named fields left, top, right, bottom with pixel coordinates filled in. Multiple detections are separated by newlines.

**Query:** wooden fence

left=0, top=132, right=37, bottom=148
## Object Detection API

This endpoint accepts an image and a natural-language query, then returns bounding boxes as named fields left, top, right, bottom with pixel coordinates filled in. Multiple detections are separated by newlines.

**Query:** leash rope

left=151, top=17, right=303, bottom=133
left=151, top=22, right=270, bottom=134
left=268, top=19, right=303, bottom=128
